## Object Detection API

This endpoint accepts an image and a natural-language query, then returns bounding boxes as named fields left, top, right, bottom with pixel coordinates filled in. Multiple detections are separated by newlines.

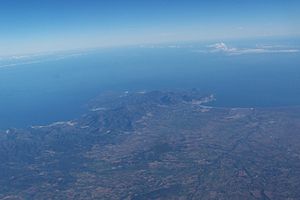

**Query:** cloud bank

left=207, top=42, right=299, bottom=55
left=0, top=52, right=87, bottom=69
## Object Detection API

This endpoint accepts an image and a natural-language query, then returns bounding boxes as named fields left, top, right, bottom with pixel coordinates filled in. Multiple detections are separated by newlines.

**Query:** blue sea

left=1, top=38, right=300, bottom=129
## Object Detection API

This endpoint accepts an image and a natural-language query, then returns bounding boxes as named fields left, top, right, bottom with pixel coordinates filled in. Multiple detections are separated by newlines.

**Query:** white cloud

left=207, top=42, right=299, bottom=55
left=0, top=60, right=45, bottom=69
left=207, top=42, right=237, bottom=53
left=0, top=51, right=87, bottom=69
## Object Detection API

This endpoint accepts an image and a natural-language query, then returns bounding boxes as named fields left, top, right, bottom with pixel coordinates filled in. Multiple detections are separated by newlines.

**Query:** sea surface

left=1, top=38, right=300, bottom=129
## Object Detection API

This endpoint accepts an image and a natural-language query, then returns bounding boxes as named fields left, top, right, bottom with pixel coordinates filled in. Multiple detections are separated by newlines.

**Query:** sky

left=0, top=0, right=299, bottom=56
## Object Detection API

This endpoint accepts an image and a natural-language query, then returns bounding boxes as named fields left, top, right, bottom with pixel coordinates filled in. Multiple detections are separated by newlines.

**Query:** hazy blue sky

left=0, top=0, right=299, bottom=56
